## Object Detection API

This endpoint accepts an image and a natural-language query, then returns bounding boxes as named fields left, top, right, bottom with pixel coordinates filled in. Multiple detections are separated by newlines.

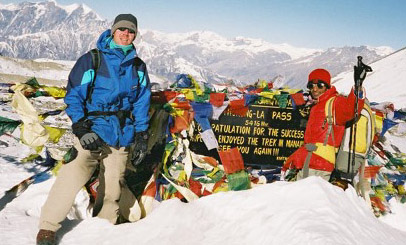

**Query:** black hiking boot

left=36, top=229, right=56, bottom=245
left=331, top=178, right=351, bottom=190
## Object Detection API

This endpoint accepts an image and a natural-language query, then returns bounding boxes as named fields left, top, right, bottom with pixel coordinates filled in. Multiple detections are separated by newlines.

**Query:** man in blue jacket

left=37, top=14, right=151, bottom=245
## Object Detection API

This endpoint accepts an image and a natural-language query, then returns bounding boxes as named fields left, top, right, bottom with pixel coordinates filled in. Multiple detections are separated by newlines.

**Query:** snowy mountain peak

left=232, top=36, right=321, bottom=59
left=186, top=30, right=226, bottom=42
left=0, top=0, right=396, bottom=86
left=140, top=29, right=318, bottom=60
left=366, top=45, right=397, bottom=57
left=0, top=0, right=109, bottom=60
left=0, top=3, right=18, bottom=10
left=62, top=3, right=87, bottom=14
left=60, top=2, right=104, bottom=21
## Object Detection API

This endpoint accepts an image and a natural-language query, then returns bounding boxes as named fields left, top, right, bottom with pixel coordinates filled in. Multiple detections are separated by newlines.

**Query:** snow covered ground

left=1, top=121, right=406, bottom=244
left=1, top=48, right=406, bottom=244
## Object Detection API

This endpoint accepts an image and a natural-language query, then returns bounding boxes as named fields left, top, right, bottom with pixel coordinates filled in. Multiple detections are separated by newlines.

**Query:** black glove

left=131, top=131, right=148, bottom=166
left=79, top=132, right=105, bottom=151
left=72, top=119, right=105, bottom=151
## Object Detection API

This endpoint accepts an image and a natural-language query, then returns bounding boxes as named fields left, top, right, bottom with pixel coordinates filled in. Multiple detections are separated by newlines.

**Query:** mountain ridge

left=0, top=1, right=395, bottom=86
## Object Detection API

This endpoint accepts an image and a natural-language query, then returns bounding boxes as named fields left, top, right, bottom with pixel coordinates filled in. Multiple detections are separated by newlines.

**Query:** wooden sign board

left=189, top=99, right=308, bottom=169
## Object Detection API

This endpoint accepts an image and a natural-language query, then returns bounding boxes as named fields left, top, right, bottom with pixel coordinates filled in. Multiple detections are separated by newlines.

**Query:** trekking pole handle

left=357, top=56, right=363, bottom=64
left=355, top=56, right=363, bottom=87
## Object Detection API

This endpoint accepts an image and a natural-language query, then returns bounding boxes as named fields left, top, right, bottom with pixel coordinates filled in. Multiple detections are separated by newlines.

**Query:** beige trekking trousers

left=296, top=169, right=331, bottom=181
left=39, top=137, right=134, bottom=232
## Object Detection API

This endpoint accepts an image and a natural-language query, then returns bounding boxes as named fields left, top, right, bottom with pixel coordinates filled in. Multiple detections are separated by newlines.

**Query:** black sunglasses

left=117, top=27, right=136, bottom=34
left=307, top=80, right=329, bottom=89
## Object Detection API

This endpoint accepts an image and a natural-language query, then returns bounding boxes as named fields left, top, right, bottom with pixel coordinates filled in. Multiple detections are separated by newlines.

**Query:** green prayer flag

left=0, top=116, right=21, bottom=135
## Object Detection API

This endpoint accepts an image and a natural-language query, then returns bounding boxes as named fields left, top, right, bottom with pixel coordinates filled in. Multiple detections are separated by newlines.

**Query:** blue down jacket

left=65, top=29, right=151, bottom=147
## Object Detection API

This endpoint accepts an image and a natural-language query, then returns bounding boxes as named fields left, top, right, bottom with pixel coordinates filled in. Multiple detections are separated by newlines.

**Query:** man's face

left=113, top=27, right=136, bottom=46
left=308, top=81, right=328, bottom=100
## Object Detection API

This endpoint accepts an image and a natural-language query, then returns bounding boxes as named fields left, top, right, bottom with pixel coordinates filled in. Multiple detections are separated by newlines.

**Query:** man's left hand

left=131, top=131, right=148, bottom=167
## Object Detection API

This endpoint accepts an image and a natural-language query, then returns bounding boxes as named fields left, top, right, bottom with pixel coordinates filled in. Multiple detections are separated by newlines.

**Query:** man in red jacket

left=282, top=68, right=365, bottom=181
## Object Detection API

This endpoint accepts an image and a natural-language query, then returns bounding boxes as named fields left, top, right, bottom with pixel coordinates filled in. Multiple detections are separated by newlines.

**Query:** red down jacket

left=283, top=86, right=364, bottom=172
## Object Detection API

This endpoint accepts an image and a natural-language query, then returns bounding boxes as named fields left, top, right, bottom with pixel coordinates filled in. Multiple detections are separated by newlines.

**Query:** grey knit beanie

left=111, top=14, right=138, bottom=34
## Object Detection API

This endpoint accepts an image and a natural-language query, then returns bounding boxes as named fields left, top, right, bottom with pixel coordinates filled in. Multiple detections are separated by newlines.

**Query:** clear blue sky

left=2, top=0, right=406, bottom=50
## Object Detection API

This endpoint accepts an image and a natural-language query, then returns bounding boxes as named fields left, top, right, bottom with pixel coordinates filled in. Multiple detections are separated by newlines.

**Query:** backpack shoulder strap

left=134, top=56, right=143, bottom=67
left=89, top=48, right=101, bottom=72
left=362, top=101, right=376, bottom=145
left=323, top=97, right=336, bottom=145
left=133, top=57, right=145, bottom=101
left=85, top=48, right=101, bottom=105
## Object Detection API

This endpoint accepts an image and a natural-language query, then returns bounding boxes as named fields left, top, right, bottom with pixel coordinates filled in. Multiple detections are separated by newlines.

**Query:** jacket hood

left=96, top=29, right=113, bottom=52
left=96, top=29, right=137, bottom=60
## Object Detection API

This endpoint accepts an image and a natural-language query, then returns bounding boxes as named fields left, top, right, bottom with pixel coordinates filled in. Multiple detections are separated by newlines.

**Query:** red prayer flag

left=202, top=156, right=218, bottom=167
left=142, top=180, right=156, bottom=197
left=219, top=147, right=245, bottom=174
left=228, top=99, right=248, bottom=116
left=210, top=93, right=226, bottom=107
left=174, top=191, right=185, bottom=200
left=189, top=178, right=203, bottom=197
left=372, top=109, right=385, bottom=118
left=370, top=196, right=387, bottom=212
left=172, top=100, right=191, bottom=110
left=290, top=93, right=306, bottom=106
left=202, top=189, right=212, bottom=196
left=170, top=110, right=192, bottom=133
left=164, top=91, right=178, bottom=102
left=363, top=165, right=382, bottom=179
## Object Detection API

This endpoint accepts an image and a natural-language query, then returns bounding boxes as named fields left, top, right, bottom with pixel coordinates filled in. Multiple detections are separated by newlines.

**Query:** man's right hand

left=72, top=119, right=105, bottom=151
left=79, top=132, right=105, bottom=151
